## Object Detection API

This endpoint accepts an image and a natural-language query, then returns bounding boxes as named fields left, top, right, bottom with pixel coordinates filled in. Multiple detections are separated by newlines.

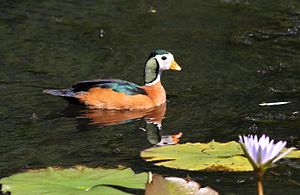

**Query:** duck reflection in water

left=69, top=103, right=182, bottom=146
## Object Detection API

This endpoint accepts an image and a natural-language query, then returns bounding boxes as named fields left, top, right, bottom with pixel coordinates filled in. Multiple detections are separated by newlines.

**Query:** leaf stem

left=256, top=170, right=264, bottom=195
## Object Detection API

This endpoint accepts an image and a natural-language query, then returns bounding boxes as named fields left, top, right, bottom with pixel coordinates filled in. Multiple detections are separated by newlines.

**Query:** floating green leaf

left=284, top=148, right=300, bottom=158
left=0, top=166, right=147, bottom=195
left=141, top=141, right=300, bottom=172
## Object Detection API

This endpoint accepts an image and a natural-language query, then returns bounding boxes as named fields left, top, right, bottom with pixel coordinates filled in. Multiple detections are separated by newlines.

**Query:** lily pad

left=284, top=148, right=300, bottom=158
left=0, top=166, right=147, bottom=195
left=141, top=141, right=300, bottom=172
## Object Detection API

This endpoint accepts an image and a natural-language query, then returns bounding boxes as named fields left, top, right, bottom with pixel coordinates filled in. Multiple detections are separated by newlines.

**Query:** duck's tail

left=43, top=88, right=80, bottom=104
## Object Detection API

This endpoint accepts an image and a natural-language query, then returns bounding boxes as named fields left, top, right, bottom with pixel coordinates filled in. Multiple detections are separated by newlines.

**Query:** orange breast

left=141, top=82, right=166, bottom=107
left=77, top=82, right=166, bottom=110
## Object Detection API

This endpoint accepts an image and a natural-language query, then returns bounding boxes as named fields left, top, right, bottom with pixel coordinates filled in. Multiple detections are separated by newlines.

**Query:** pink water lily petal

left=258, top=135, right=267, bottom=149
left=261, top=143, right=269, bottom=164
left=269, top=141, right=286, bottom=160
left=244, top=135, right=256, bottom=164
left=251, top=135, right=258, bottom=164
left=263, top=139, right=274, bottom=164
left=257, top=145, right=263, bottom=166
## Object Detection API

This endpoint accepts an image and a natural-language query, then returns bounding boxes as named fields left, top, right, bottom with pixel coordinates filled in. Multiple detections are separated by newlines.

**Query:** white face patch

left=154, top=53, right=174, bottom=70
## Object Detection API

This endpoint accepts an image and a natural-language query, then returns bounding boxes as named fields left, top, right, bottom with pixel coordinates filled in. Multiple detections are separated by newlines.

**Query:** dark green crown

left=148, top=49, right=170, bottom=60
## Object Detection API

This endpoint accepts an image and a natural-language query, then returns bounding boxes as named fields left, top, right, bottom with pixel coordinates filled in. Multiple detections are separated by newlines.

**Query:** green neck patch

left=144, top=57, right=159, bottom=84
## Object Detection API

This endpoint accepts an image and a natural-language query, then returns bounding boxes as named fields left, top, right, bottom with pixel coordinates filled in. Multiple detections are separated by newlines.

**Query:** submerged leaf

left=145, top=174, right=169, bottom=195
left=145, top=174, right=218, bottom=195
left=0, top=166, right=147, bottom=195
left=141, top=141, right=300, bottom=172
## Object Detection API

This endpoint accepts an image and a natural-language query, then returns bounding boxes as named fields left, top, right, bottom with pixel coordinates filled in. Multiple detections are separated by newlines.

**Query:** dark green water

left=0, top=0, right=300, bottom=194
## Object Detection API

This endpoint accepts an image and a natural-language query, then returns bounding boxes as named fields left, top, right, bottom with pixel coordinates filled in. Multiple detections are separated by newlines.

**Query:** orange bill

left=170, top=60, right=182, bottom=71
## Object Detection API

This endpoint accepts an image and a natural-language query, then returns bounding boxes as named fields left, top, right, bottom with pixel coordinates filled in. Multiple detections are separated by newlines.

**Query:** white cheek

left=156, top=58, right=166, bottom=70
left=161, top=60, right=170, bottom=70
left=156, top=54, right=173, bottom=70
left=164, top=59, right=172, bottom=69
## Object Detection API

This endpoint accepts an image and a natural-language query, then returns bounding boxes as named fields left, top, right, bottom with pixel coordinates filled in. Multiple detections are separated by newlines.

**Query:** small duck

left=43, top=49, right=181, bottom=110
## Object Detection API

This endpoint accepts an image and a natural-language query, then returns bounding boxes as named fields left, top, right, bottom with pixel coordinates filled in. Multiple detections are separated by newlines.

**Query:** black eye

left=161, top=56, right=167, bottom=60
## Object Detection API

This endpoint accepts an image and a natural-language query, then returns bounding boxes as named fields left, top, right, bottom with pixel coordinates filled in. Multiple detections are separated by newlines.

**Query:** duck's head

left=144, top=49, right=181, bottom=85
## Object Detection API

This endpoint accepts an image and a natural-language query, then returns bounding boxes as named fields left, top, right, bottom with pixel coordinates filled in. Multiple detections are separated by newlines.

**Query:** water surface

left=0, top=0, right=300, bottom=194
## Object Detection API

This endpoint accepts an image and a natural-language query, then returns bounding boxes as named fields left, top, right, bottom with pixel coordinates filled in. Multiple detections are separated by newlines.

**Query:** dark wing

left=72, top=79, right=147, bottom=96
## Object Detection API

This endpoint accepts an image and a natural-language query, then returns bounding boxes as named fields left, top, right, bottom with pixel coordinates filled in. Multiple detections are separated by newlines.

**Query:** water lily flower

left=239, top=134, right=294, bottom=171
left=239, top=134, right=295, bottom=195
